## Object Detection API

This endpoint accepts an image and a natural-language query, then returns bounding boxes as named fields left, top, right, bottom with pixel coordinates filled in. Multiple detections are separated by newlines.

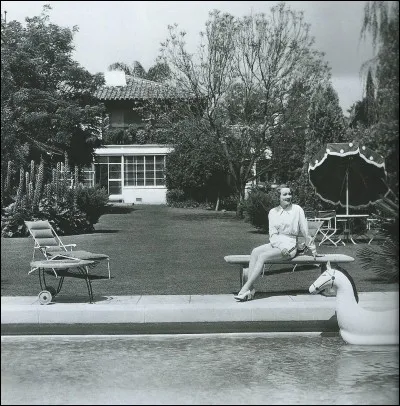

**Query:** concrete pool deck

left=1, top=291, right=399, bottom=335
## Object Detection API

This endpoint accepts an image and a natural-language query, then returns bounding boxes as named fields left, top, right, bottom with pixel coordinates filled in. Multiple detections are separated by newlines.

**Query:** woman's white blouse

left=268, top=204, right=309, bottom=251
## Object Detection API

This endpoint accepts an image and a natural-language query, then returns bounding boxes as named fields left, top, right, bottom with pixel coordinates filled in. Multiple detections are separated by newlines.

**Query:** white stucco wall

left=115, top=187, right=167, bottom=204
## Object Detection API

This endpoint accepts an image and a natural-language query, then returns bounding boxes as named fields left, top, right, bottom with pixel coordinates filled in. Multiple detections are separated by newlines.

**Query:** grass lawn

left=1, top=205, right=398, bottom=298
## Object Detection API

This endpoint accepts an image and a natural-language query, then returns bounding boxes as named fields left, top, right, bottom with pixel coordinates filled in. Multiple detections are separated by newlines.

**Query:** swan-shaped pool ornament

left=309, top=262, right=399, bottom=345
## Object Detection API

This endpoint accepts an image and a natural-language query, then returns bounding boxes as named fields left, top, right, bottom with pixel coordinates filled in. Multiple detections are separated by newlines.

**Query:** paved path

left=2, top=292, right=398, bottom=335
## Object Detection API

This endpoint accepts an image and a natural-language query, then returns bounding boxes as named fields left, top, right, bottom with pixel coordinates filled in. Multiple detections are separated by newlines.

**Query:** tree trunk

left=215, top=194, right=220, bottom=211
left=235, top=188, right=246, bottom=218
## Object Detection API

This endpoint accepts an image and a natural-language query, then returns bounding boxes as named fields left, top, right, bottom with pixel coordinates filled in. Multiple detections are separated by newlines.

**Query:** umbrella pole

left=346, top=171, right=349, bottom=215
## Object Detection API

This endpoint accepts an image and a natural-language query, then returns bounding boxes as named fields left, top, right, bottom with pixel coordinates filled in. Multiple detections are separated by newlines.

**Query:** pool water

left=1, top=333, right=398, bottom=405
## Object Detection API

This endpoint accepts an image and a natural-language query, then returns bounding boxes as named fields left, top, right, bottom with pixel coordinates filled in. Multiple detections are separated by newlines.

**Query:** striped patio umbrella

left=308, top=142, right=390, bottom=214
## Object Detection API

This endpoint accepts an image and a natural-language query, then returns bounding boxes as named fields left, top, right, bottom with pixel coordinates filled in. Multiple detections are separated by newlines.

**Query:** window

left=109, top=108, right=140, bottom=128
left=124, top=156, right=144, bottom=186
left=155, top=156, right=165, bottom=185
left=82, top=167, right=95, bottom=188
left=110, top=110, right=124, bottom=127
left=124, top=155, right=166, bottom=186
left=94, top=155, right=166, bottom=192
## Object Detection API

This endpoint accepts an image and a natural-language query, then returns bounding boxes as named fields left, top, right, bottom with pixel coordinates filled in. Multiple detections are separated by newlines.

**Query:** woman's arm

left=268, top=209, right=281, bottom=248
left=299, top=207, right=317, bottom=256
left=298, top=207, right=309, bottom=238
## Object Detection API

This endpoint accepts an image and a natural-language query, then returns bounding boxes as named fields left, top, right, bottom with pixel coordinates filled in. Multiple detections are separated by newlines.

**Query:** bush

left=166, top=189, right=186, bottom=206
left=75, top=185, right=109, bottom=225
left=218, top=194, right=238, bottom=211
left=38, top=197, right=93, bottom=235
left=242, top=185, right=277, bottom=232
left=1, top=198, right=93, bottom=237
left=166, top=188, right=217, bottom=209
left=1, top=158, right=110, bottom=237
left=357, top=197, right=399, bottom=283
left=1, top=185, right=109, bottom=237
left=0, top=203, right=32, bottom=238
left=289, top=177, right=327, bottom=212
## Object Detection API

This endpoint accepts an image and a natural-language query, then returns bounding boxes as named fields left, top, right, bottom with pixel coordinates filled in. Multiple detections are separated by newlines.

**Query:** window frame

left=123, top=154, right=166, bottom=187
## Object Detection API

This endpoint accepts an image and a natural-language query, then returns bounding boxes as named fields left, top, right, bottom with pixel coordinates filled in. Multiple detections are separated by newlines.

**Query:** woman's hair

left=275, top=184, right=291, bottom=198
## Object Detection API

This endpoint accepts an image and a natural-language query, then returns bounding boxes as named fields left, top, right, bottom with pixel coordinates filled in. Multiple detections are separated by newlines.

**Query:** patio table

left=336, top=214, right=369, bottom=244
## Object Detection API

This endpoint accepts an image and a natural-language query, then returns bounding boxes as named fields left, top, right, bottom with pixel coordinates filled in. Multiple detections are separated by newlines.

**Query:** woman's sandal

left=234, top=289, right=255, bottom=302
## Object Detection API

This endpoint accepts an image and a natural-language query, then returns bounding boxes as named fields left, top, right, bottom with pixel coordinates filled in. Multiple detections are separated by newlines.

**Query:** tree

left=108, top=61, right=171, bottom=83
left=299, top=83, right=347, bottom=209
left=305, top=83, right=347, bottom=154
left=359, top=0, right=399, bottom=195
left=268, top=81, right=310, bottom=185
left=364, top=68, right=377, bottom=125
left=166, top=120, right=233, bottom=206
left=1, top=5, right=105, bottom=172
left=349, top=68, right=377, bottom=128
left=153, top=4, right=330, bottom=215
left=354, top=1, right=398, bottom=285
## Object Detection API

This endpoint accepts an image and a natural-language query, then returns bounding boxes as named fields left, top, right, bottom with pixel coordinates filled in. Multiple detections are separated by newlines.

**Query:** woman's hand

left=281, top=248, right=292, bottom=259
left=307, top=237, right=317, bottom=259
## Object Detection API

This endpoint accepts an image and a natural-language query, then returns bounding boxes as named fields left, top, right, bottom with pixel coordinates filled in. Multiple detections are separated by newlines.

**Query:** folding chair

left=25, top=220, right=111, bottom=304
left=304, top=210, right=316, bottom=220
left=314, top=210, right=343, bottom=246
left=366, top=216, right=380, bottom=244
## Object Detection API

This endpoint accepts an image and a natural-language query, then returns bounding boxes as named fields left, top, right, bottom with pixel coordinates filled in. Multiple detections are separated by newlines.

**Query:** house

left=84, top=71, right=271, bottom=204
left=84, top=71, right=186, bottom=204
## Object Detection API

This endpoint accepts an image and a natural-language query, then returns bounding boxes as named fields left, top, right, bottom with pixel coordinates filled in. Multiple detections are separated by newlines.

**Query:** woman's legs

left=238, top=244, right=283, bottom=295
left=242, top=244, right=270, bottom=290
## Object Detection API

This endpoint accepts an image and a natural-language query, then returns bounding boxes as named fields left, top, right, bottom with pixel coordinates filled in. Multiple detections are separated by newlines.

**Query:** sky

left=1, top=1, right=375, bottom=114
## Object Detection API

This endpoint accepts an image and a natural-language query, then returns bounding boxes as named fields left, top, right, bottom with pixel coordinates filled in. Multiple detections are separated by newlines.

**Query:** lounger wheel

left=38, top=290, right=52, bottom=305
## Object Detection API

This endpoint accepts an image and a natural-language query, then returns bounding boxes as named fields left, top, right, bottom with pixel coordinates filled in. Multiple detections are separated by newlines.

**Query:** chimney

left=104, top=70, right=127, bottom=87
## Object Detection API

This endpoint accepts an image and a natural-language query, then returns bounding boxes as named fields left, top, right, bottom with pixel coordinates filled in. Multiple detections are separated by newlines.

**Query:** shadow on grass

left=92, top=229, right=120, bottom=234
left=248, top=229, right=267, bottom=234
left=44, top=270, right=111, bottom=281
left=172, top=213, right=239, bottom=222
left=106, top=206, right=136, bottom=214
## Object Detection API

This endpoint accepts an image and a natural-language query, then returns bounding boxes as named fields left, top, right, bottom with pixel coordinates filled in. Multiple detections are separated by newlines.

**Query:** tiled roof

left=93, top=75, right=188, bottom=101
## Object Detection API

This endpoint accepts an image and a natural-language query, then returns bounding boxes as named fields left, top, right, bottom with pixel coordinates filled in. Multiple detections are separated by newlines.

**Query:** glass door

left=95, top=156, right=122, bottom=195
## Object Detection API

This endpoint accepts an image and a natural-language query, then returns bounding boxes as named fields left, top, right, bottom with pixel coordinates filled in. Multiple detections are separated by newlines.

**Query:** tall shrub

left=243, top=185, right=277, bottom=232
left=1, top=159, right=108, bottom=237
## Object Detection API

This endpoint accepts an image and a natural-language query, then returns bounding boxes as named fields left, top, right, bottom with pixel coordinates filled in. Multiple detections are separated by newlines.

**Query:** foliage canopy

left=1, top=5, right=105, bottom=172
left=149, top=4, right=331, bottom=213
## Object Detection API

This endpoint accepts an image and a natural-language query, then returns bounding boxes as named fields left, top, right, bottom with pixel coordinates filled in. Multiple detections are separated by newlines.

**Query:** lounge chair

left=25, top=220, right=111, bottom=304
left=25, top=220, right=111, bottom=279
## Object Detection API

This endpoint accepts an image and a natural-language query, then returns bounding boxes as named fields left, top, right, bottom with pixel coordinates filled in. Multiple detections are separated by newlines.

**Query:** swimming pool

left=1, top=333, right=398, bottom=405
